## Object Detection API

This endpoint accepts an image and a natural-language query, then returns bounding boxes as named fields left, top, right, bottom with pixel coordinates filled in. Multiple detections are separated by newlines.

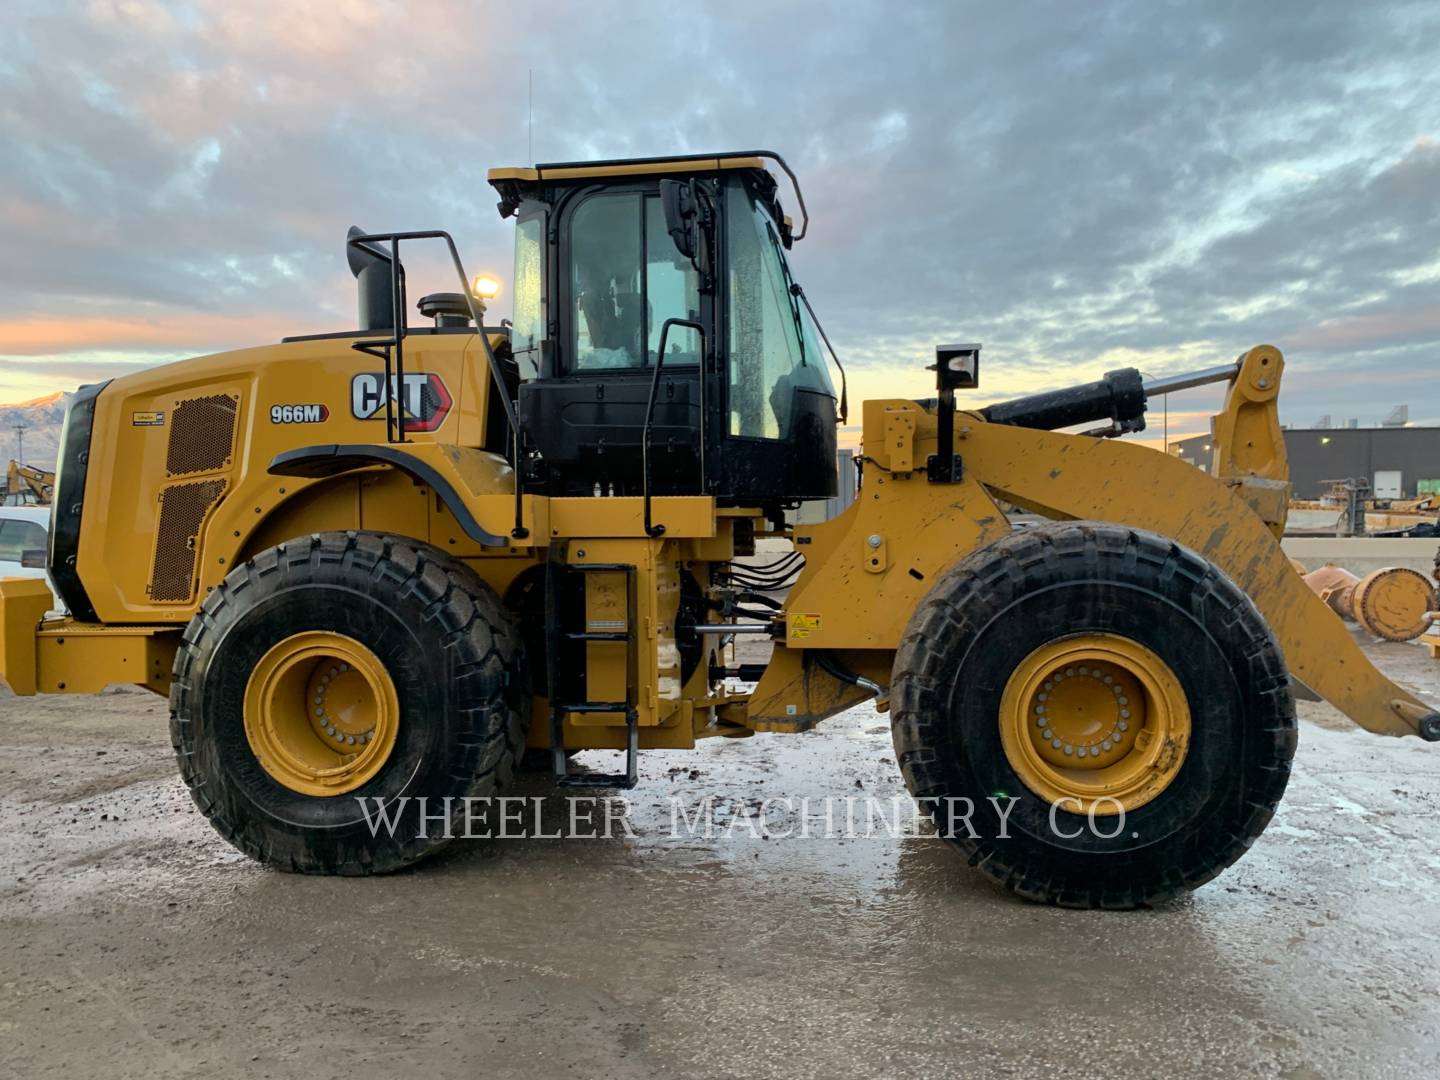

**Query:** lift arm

left=965, top=420, right=1438, bottom=739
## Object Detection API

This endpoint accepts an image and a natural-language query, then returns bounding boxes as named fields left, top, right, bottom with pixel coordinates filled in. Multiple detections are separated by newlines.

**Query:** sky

left=1, top=0, right=1437, bottom=446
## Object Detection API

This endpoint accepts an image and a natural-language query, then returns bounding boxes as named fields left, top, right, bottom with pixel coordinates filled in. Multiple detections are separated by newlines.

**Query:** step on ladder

left=544, top=551, right=640, bottom=789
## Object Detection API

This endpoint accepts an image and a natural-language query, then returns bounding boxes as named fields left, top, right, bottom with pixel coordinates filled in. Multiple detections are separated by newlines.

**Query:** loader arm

left=964, top=421, right=1438, bottom=739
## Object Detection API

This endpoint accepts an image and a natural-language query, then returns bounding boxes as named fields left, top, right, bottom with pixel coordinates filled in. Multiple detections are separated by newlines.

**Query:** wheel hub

left=999, top=634, right=1191, bottom=814
left=307, top=662, right=378, bottom=751
left=243, top=631, right=399, bottom=797
left=1030, top=659, right=1143, bottom=769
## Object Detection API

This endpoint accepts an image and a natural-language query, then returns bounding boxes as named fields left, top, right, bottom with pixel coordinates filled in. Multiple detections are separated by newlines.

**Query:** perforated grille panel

left=166, top=393, right=239, bottom=477
left=149, top=479, right=227, bottom=602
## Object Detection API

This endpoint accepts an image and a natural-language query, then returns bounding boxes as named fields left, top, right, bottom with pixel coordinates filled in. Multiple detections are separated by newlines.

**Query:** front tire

left=170, top=531, right=527, bottom=875
left=891, top=522, right=1296, bottom=908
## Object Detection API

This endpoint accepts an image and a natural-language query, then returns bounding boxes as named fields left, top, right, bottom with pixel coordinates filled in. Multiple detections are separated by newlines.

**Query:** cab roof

left=487, top=152, right=772, bottom=185
left=487, top=150, right=808, bottom=241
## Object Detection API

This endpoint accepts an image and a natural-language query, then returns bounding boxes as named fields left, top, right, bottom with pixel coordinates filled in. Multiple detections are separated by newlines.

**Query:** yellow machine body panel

left=0, top=577, right=175, bottom=697
left=0, top=578, right=51, bottom=695
left=73, top=332, right=503, bottom=623
left=779, top=401, right=1011, bottom=651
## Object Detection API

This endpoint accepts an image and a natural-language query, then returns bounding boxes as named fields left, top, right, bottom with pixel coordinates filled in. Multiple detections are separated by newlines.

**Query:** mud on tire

left=890, top=522, right=1297, bottom=908
left=170, top=531, right=528, bottom=874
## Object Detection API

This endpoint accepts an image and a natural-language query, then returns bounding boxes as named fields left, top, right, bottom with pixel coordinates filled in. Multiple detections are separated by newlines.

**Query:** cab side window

left=569, top=192, right=699, bottom=371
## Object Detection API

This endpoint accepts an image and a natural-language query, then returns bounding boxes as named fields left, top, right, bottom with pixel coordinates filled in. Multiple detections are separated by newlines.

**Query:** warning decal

left=788, top=613, right=822, bottom=639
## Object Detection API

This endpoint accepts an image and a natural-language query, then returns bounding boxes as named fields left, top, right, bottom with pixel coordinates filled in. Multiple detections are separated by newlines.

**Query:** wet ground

left=2, top=635, right=1438, bottom=1079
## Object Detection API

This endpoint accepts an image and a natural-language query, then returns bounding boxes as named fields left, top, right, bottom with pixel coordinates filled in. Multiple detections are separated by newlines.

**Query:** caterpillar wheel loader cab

left=1, top=151, right=1435, bottom=906
left=495, top=154, right=839, bottom=508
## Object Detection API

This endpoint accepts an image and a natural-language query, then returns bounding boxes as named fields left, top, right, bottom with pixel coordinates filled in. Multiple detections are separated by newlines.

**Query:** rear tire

left=171, top=531, right=528, bottom=875
left=891, top=522, right=1296, bottom=908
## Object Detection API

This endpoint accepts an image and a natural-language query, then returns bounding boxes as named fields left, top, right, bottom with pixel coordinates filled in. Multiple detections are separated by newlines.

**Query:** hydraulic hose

left=813, top=650, right=888, bottom=707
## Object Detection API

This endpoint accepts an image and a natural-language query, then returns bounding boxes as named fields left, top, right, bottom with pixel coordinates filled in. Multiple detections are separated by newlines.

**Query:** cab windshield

left=725, top=179, right=835, bottom=438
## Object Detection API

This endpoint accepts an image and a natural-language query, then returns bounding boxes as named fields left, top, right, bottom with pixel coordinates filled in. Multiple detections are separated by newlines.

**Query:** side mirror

left=20, top=549, right=46, bottom=569
left=659, top=179, right=700, bottom=259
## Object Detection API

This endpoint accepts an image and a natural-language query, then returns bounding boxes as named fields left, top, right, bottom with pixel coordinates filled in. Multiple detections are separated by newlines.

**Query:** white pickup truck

left=0, top=505, right=59, bottom=612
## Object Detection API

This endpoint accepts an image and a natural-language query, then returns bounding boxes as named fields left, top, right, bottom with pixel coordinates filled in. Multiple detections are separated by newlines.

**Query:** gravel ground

left=1, top=633, right=1437, bottom=1079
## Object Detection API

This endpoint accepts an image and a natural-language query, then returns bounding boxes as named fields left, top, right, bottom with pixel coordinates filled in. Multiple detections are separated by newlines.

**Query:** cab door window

left=510, top=213, right=545, bottom=379
left=644, top=197, right=702, bottom=364
left=569, top=192, right=700, bottom=371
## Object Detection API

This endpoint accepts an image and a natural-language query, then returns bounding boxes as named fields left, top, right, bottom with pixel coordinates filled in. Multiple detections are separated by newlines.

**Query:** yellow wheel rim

left=243, top=631, right=399, bottom=797
left=998, top=633, right=1190, bottom=815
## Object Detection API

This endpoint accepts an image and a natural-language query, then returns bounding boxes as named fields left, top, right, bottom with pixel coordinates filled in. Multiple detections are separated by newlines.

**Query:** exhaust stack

left=347, top=225, right=394, bottom=331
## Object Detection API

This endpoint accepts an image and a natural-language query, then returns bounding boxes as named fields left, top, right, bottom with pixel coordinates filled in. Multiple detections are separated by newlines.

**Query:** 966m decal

left=270, top=403, right=330, bottom=424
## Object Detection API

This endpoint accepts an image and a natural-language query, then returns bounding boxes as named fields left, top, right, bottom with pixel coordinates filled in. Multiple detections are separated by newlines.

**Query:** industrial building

left=1171, top=426, right=1440, bottom=500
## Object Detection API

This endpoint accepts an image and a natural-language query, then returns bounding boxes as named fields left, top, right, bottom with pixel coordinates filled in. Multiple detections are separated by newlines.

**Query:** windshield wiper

left=767, top=223, right=810, bottom=361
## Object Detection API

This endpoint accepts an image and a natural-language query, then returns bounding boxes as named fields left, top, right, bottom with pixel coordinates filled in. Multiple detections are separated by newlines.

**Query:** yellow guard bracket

left=0, top=578, right=51, bottom=696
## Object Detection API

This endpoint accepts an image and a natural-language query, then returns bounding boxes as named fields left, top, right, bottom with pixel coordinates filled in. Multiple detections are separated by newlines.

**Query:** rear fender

left=267, top=442, right=515, bottom=546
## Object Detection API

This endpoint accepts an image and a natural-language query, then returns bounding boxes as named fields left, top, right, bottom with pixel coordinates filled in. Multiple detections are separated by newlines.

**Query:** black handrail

left=642, top=318, right=705, bottom=538
left=533, top=149, right=809, bottom=241
left=345, top=230, right=529, bottom=539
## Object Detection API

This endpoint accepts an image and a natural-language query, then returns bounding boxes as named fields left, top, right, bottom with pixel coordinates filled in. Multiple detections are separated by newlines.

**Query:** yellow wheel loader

left=1, top=151, right=1434, bottom=906
left=4, top=459, right=54, bottom=505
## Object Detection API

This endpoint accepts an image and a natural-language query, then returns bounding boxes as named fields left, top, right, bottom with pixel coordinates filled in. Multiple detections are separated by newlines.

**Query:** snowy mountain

left=0, top=391, right=72, bottom=471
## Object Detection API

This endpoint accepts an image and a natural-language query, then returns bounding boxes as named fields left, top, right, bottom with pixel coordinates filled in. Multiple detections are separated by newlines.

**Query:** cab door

left=518, top=183, right=711, bottom=495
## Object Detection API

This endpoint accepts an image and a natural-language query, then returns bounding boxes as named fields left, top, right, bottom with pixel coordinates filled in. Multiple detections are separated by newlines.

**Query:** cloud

left=0, top=311, right=294, bottom=354
left=1285, top=305, right=1440, bottom=352
left=0, top=0, right=1436, bottom=434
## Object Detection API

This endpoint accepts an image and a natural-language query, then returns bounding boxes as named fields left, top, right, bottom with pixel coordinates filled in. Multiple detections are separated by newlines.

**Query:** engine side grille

left=149, top=479, right=228, bottom=602
left=166, top=393, right=239, bottom=477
